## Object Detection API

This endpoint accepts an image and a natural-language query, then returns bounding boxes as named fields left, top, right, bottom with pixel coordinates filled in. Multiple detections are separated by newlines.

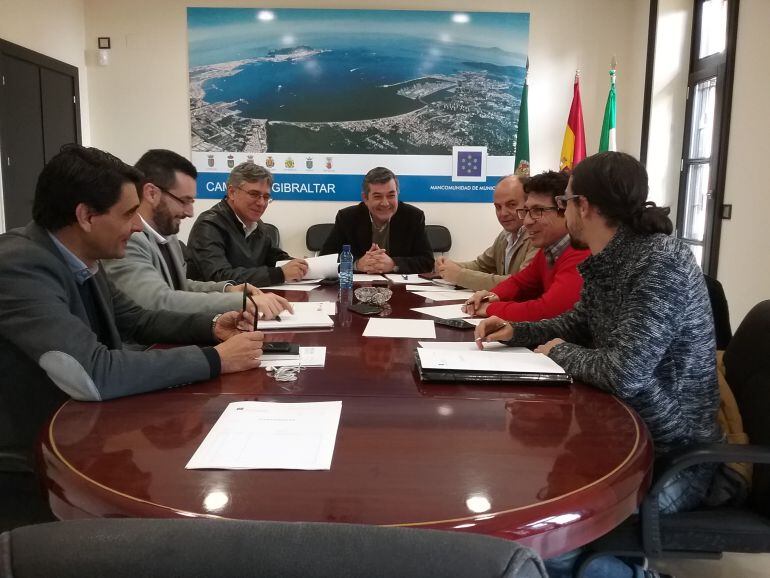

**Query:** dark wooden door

left=0, top=39, right=80, bottom=230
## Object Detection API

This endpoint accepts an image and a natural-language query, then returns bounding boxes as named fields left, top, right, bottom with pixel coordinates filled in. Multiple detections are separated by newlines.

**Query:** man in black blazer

left=320, top=167, right=434, bottom=274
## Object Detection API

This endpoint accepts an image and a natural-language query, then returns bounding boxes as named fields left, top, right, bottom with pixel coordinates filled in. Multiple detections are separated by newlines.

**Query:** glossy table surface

left=41, top=283, right=653, bottom=558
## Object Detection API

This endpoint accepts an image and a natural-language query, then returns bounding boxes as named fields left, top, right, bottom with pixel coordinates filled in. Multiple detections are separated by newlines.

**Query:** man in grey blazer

left=103, top=150, right=290, bottom=318
left=434, top=175, right=537, bottom=290
left=0, top=146, right=264, bottom=531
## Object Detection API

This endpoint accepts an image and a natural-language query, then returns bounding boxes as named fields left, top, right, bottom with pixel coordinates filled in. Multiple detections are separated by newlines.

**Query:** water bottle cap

left=342, top=244, right=351, bottom=252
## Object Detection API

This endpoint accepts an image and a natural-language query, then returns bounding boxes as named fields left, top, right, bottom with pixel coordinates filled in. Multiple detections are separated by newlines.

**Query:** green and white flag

left=514, top=60, right=530, bottom=176
left=599, top=67, right=616, bottom=152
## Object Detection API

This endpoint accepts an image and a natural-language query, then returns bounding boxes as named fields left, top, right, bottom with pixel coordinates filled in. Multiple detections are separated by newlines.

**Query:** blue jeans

left=545, top=465, right=714, bottom=578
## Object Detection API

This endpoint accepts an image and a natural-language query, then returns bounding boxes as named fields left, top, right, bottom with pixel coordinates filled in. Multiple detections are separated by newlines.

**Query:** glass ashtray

left=354, top=286, right=393, bottom=306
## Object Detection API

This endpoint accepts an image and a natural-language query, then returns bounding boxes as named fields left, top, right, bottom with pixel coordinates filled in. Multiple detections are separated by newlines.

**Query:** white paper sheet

left=277, top=253, right=339, bottom=280
left=186, top=401, right=342, bottom=470
left=289, top=301, right=337, bottom=315
left=258, top=311, right=334, bottom=330
left=260, top=346, right=327, bottom=368
left=262, top=284, right=320, bottom=292
left=412, top=290, right=474, bottom=302
left=430, top=278, right=457, bottom=287
left=405, top=284, right=446, bottom=292
left=416, top=348, right=567, bottom=375
left=411, top=304, right=470, bottom=320
left=384, top=274, right=430, bottom=284
left=418, top=341, right=529, bottom=353
left=362, top=318, right=436, bottom=339
left=353, top=274, right=387, bottom=282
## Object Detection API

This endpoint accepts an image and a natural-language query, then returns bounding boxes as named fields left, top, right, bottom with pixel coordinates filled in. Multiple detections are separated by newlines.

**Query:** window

left=677, top=0, right=739, bottom=274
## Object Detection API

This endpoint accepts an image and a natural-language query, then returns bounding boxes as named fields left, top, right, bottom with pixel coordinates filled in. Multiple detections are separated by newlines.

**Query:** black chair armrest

left=641, top=442, right=770, bottom=555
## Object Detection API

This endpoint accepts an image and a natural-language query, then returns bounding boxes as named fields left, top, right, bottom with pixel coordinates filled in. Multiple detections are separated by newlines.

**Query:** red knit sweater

left=485, top=246, right=590, bottom=322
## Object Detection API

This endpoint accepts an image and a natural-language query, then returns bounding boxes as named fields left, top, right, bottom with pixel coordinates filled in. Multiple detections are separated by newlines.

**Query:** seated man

left=435, top=174, right=537, bottom=290
left=476, top=152, right=721, bottom=578
left=463, top=170, right=590, bottom=322
left=187, top=162, right=307, bottom=287
left=104, top=149, right=291, bottom=318
left=320, top=166, right=433, bottom=274
left=0, top=145, right=264, bottom=529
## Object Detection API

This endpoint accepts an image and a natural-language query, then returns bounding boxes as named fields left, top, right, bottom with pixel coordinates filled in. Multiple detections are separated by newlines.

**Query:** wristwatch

left=211, top=313, right=223, bottom=342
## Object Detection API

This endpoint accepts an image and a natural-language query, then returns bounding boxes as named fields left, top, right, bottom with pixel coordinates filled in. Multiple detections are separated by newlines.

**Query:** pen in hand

left=474, top=322, right=508, bottom=345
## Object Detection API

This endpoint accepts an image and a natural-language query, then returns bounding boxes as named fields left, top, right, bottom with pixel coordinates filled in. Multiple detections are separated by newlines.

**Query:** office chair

left=261, top=222, right=281, bottom=249
left=426, top=224, right=452, bottom=254
left=704, top=274, right=733, bottom=349
left=575, top=300, right=770, bottom=577
left=0, top=518, right=547, bottom=578
left=306, top=223, right=334, bottom=255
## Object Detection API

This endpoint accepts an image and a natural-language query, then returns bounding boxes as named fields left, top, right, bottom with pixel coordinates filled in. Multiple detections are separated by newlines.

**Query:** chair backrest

left=1, top=519, right=547, bottom=578
left=426, top=224, right=452, bottom=254
left=306, top=223, right=334, bottom=254
left=724, top=300, right=770, bottom=513
left=261, top=222, right=281, bottom=249
left=704, top=274, right=733, bottom=349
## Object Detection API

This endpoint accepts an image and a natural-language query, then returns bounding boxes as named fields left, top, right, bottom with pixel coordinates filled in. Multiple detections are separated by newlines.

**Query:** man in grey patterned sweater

left=476, top=152, right=720, bottom=577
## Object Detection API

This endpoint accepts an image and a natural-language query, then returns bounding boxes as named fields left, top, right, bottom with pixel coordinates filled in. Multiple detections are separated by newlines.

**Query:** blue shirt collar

left=47, top=231, right=99, bottom=285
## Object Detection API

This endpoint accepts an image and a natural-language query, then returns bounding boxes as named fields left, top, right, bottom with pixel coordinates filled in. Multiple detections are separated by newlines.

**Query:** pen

left=242, top=282, right=248, bottom=313
left=401, top=274, right=408, bottom=280
left=275, top=315, right=282, bottom=322
left=474, top=323, right=508, bottom=342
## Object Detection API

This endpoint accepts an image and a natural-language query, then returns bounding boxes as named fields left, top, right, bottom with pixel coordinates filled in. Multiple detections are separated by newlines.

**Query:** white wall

left=646, top=0, right=692, bottom=213
left=718, top=0, right=770, bottom=329
left=81, top=0, right=649, bottom=260
left=0, top=0, right=91, bottom=233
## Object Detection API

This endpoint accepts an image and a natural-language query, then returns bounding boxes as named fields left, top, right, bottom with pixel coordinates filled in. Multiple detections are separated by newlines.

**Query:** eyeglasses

left=156, top=185, right=195, bottom=206
left=554, top=194, right=584, bottom=210
left=515, top=207, right=559, bottom=221
left=237, top=185, right=273, bottom=204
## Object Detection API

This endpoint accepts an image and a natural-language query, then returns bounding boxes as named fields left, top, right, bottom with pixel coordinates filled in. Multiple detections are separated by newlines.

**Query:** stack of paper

left=353, top=274, right=387, bottom=282
left=277, top=253, right=338, bottom=280
left=418, top=341, right=529, bottom=353
left=260, top=346, right=327, bottom=368
left=258, top=311, right=334, bottom=330
left=262, top=284, right=320, bottom=292
left=412, top=290, right=474, bottom=302
left=416, top=347, right=568, bottom=375
left=186, top=401, right=342, bottom=470
left=289, top=301, right=337, bottom=315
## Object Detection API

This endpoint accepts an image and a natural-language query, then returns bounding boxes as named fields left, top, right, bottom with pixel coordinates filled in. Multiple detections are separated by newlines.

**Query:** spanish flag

left=559, top=72, right=586, bottom=171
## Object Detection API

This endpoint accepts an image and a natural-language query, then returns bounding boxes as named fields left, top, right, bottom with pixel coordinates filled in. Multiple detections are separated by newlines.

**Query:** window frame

left=676, top=0, right=739, bottom=275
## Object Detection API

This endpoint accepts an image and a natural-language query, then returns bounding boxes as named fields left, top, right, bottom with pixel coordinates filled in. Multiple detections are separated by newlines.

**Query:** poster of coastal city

left=188, top=8, right=529, bottom=202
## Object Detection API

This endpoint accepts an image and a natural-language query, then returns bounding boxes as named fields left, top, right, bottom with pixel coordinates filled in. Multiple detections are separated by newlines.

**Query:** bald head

left=493, top=175, right=526, bottom=233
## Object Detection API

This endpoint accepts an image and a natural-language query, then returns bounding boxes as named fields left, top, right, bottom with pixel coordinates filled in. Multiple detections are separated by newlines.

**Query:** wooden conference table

left=40, top=282, right=652, bottom=558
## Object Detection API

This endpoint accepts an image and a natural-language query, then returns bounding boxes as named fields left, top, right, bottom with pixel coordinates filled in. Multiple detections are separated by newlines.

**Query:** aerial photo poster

left=188, top=8, right=530, bottom=202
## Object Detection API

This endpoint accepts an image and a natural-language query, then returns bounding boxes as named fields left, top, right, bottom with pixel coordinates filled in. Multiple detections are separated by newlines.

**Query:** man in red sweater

left=463, top=170, right=590, bottom=321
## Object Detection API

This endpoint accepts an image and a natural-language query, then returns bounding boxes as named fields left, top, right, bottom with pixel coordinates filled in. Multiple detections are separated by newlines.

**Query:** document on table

left=416, top=348, right=567, bottom=375
left=260, top=347, right=327, bottom=368
left=259, top=311, right=334, bottom=329
left=384, top=274, right=430, bottom=284
left=262, top=284, right=320, bottom=292
left=411, top=304, right=470, bottom=320
left=353, top=274, right=387, bottom=282
left=405, top=284, right=447, bottom=292
left=362, top=318, right=436, bottom=339
left=412, top=290, right=474, bottom=302
left=418, top=341, right=529, bottom=353
left=289, top=301, right=337, bottom=315
left=186, top=401, right=342, bottom=470
left=277, top=253, right=338, bottom=280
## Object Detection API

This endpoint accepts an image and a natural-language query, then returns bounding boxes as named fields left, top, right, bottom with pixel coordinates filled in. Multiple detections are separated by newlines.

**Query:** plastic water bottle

left=339, top=244, right=354, bottom=289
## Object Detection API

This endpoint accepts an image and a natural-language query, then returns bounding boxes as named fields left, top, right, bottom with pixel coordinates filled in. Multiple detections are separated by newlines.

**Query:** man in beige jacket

left=435, top=175, right=537, bottom=290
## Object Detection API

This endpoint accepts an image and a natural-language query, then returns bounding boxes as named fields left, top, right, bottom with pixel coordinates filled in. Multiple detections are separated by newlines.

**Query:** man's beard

left=566, top=220, right=588, bottom=250
left=154, top=204, right=179, bottom=236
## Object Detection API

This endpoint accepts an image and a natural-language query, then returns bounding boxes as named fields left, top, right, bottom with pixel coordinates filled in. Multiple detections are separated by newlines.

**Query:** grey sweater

left=505, top=226, right=721, bottom=458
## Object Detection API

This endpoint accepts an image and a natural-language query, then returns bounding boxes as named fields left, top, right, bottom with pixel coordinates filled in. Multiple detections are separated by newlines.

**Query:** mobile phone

left=434, top=318, right=475, bottom=330
left=263, top=342, right=297, bottom=354
left=348, top=302, right=382, bottom=316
